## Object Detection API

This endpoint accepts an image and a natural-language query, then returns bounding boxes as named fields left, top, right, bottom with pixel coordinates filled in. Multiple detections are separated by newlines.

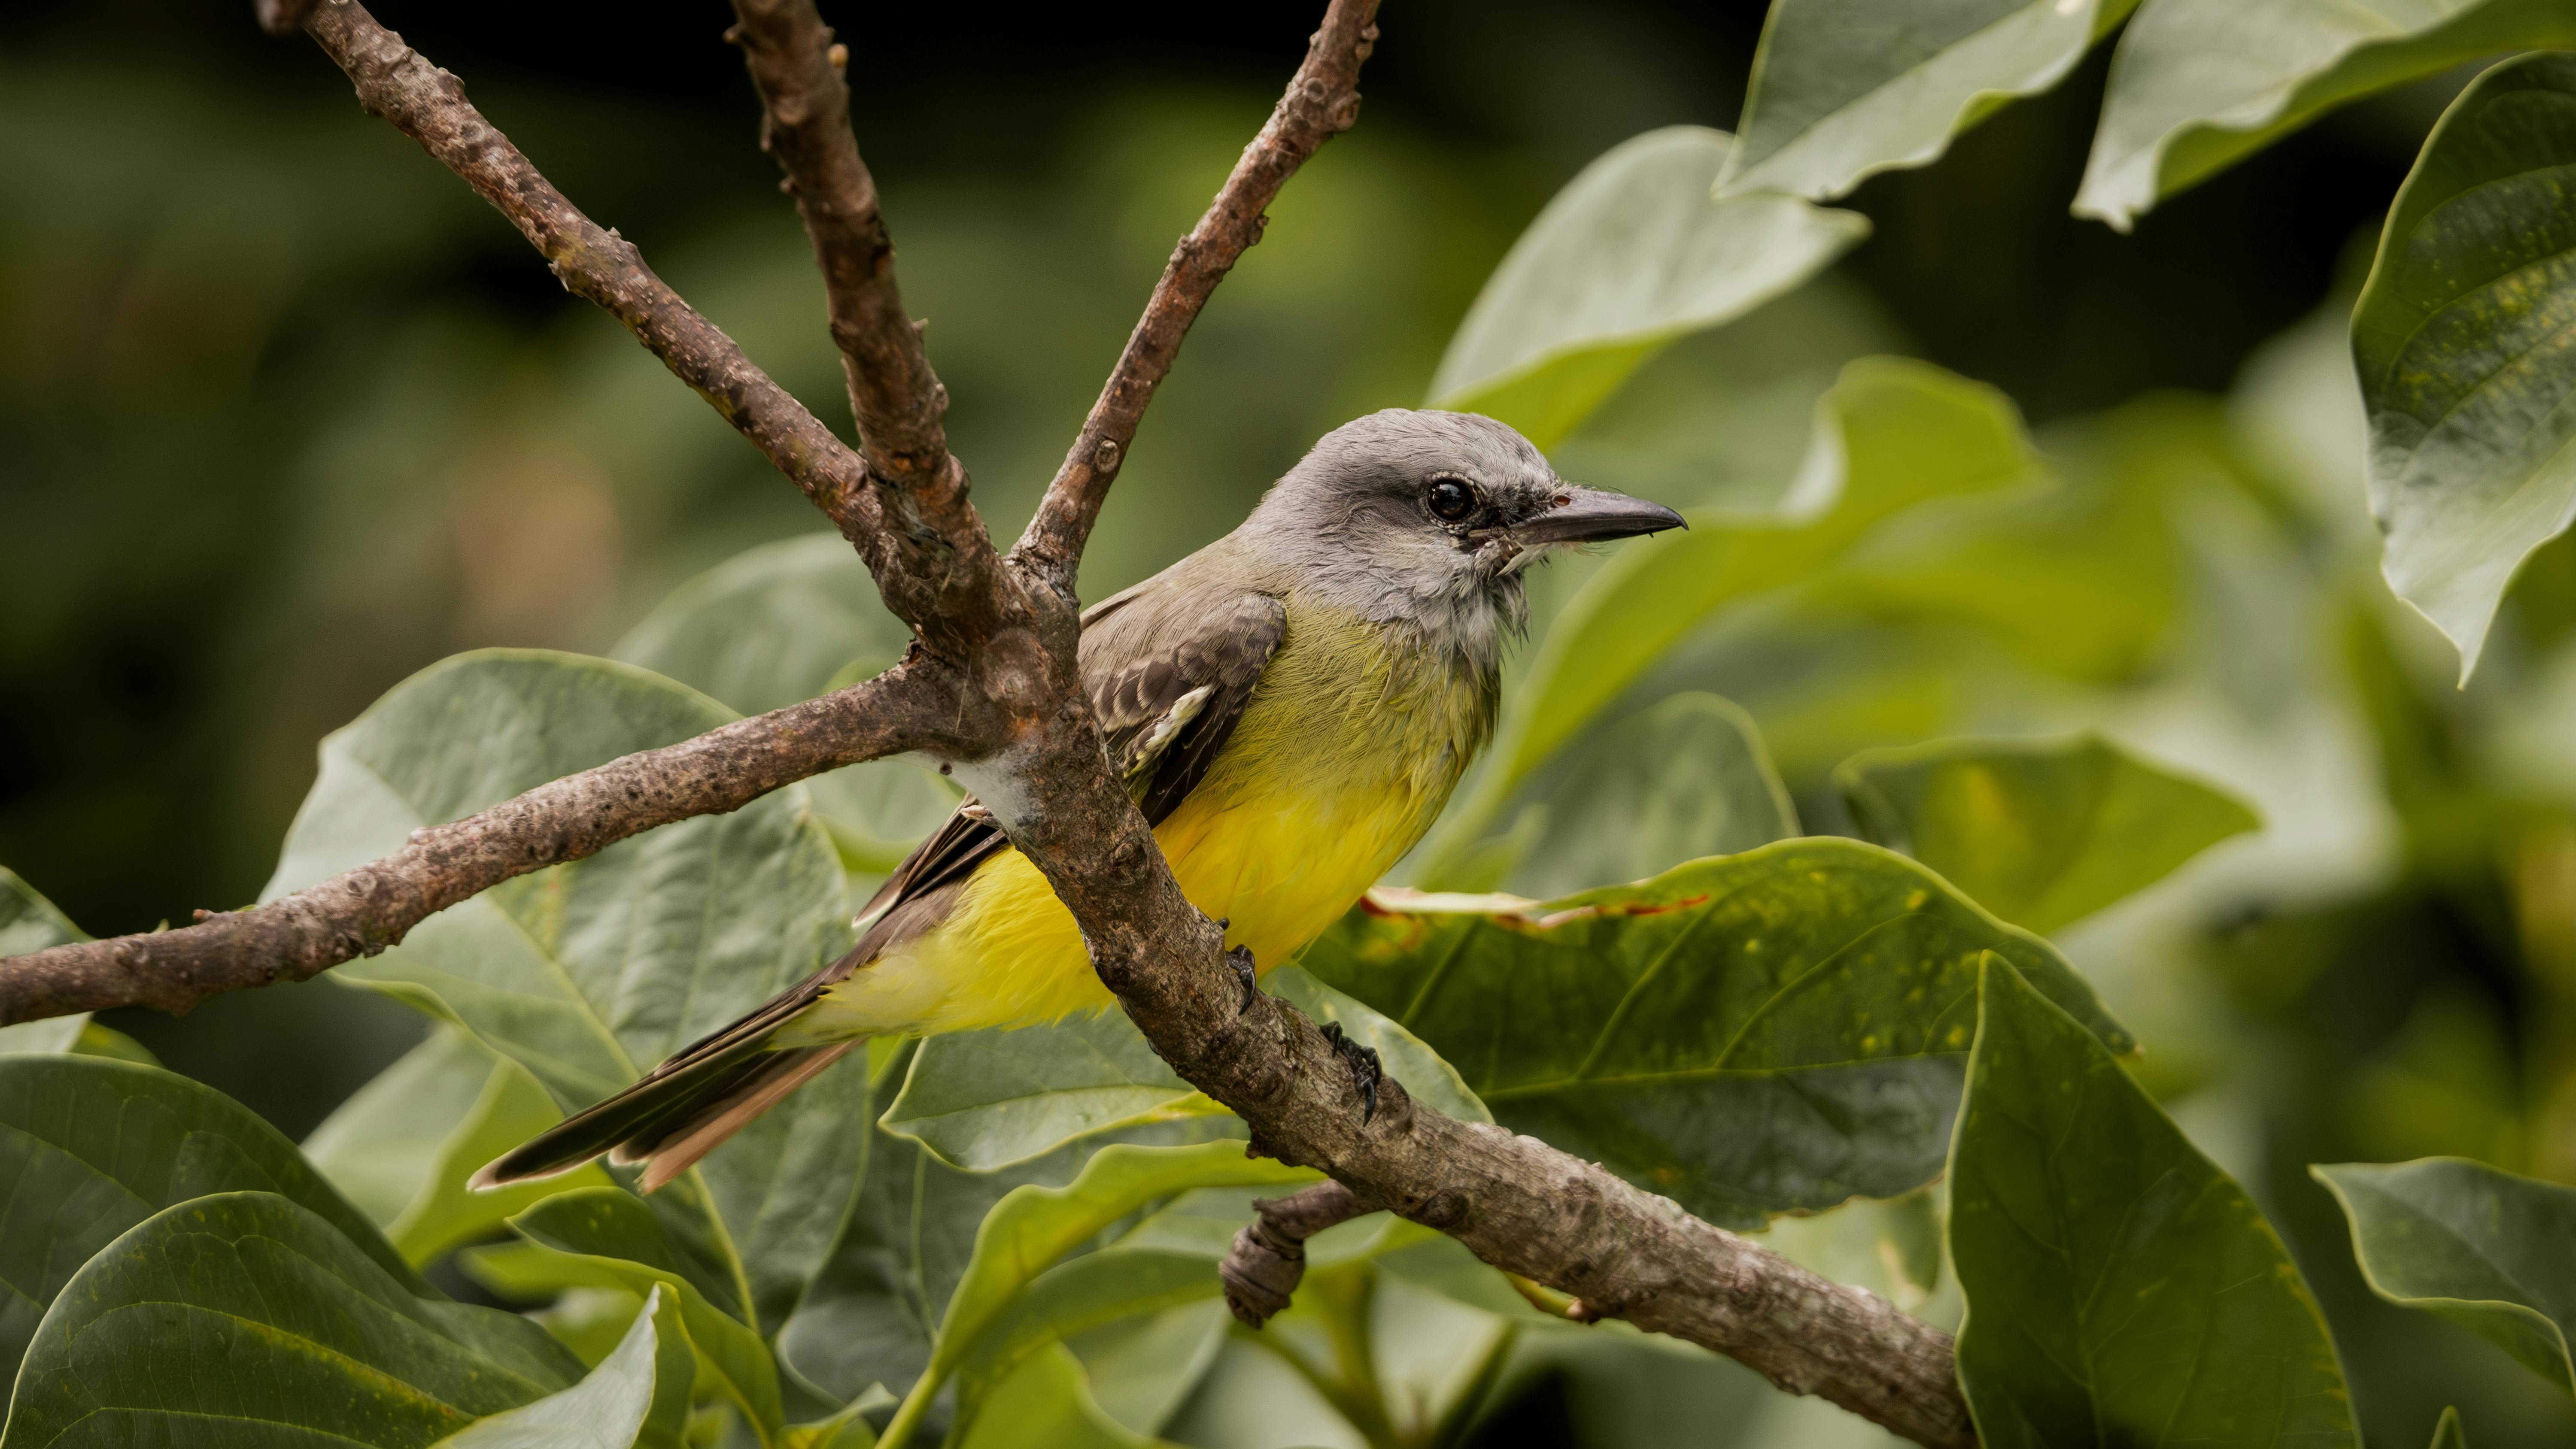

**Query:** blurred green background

left=6, top=1, right=2567, bottom=1443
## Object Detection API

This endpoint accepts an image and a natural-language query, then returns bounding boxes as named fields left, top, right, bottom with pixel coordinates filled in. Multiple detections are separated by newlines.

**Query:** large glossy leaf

left=1719, top=0, right=2140, bottom=201
left=611, top=534, right=908, bottom=716
left=264, top=649, right=864, bottom=1330
left=958, top=1248, right=1228, bottom=1426
left=1443, top=358, right=2041, bottom=855
left=504, top=1188, right=786, bottom=1437
left=881, top=972, right=1478, bottom=1172
left=0, top=1056, right=415, bottom=1384
left=2077, top=0, right=2576, bottom=230
left=0, top=868, right=90, bottom=1056
left=1428, top=126, right=1865, bottom=450
left=2313, top=1156, right=2576, bottom=1392
left=1950, top=959, right=2355, bottom=1447
left=878, top=1142, right=1313, bottom=1447
left=1812, top=394, right=2217, bottom=683
left=2354, top=54, right=2576, bottom=682
left=434, top=1285, right=666, bottom=1449
left=1838, top=732, right=2259, bottom=934
left=882, top=1012, right=1216, bottom=1173
left=1303, top=838, right=2130, bottom=1228
left=777, top=1100, right=1244, bottom=1406
left=954, top=1343, right=1158, bottom=1449
left=1493, top=692, right=1799, bottom=901
left=931, top=1144, right=1313, bottom=1384
left=611, top=537, right=956, bottom=871
left=306, top=1028, right=618, bottom=1267
left=304, top=1028, right=498, bottom=1229
left=6, top=1191, right=583, bottom=1449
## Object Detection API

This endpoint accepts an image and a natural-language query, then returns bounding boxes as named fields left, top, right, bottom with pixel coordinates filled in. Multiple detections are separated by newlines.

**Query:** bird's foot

left=1318, top=1022, right=1382, bottom=1125
left=1226, top=945, right=1260, bottom=1016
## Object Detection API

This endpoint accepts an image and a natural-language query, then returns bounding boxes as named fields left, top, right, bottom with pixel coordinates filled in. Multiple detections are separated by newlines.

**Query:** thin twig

left=725, top=0, right=962, bottom=521
left=1009, top=0, right=1381, bottom=599
left=295, top=0, right=884, bottom=554
left=1221, top=1180, right=1381, bottom=1327
left=0, top=671, right=959, bottom=1025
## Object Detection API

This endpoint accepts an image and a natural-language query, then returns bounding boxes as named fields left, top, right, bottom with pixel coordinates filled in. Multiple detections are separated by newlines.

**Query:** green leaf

left=611, top=537, right=956, bottom=870
left=882, top=975, right=1482, bottom=1173
left=0, top=867, right=91, bottom=1057
left=8, top=1191, right=582, bottom=1449
left=2433, top=1405, right=2469, bottom=1448
left=1491, top=692, right=1800, bottom=900
left=956, top=1342, right=1159, bottom=1449
left=1302, top=838, right=2129, bottom=1228
left=878, top=1142, right=1316, bottom=1448
left=303, top=1028, right=509, bottom=1229
left=882, top=1012, right=1218, bottom=1172
left=434, top=1284, right=667, bottom=1449
left=1719, top=0, right=2140, bottom=201
left=611, top=534, right=908, bottom=717
left=932, top=1143, right=1314, bottom=1382
left=2312, top=1156, right=2576, bottom=1392
left=1061, top=1300, right=1229, bottom=1440
left=506, top=1188, right=787, bottom=1438
left=1813, top=394, right=2218, bottom=683
left=1837, top=732, right=2260, bottom=934
left=265, top=649, right=863, bottom=1331
left=782, top=1386, right=893, bottom=1449
left=2077, top=0, right=2576, bottom=230
left=2353, top=53, right=2576, bottom=682
left=1445, top=358, right=2041, bottom=853
left=1950, top=959, right=2355, bottom=1447
left=958, top=1248, right=1228, bottom=1426
left=0, top=1055, right=418, bottom=1384
left=1429, top=126, right=1865, bottom=450
left=306, top=1028, right=618, bottom=1264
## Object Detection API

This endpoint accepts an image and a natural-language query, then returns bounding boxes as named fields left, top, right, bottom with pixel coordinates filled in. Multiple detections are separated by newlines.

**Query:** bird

left=472, top=409, right=1684, bottom=1192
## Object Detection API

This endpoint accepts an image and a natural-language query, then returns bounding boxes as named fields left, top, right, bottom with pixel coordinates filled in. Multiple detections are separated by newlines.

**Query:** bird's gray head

left=1240, top=409, right=1683, bottom=667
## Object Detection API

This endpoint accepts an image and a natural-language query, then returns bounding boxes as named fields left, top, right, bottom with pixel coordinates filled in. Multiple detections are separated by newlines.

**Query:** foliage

left=2354, top=52, right=2576, bottom=682
left=2315, top=1158, right=2576, bottom=1392
left=12, top=6, right=2576, bottom=1447
left=1950, top=960, right=2354, bottom=1446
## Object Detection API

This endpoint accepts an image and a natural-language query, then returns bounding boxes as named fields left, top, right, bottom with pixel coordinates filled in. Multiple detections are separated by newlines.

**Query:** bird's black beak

left=1507, top=484, right=1688, bottom=546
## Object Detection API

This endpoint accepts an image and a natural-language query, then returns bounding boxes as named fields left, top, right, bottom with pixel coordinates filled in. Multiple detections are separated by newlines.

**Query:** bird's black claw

left=1318, top=1022, right=1383, bottom=1124
left=1227, top=945, right=1260, bottom=1015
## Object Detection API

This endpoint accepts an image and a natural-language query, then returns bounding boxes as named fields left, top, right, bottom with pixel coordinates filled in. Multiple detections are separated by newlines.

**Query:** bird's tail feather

left=468, top=1031, right=862, bottom=1192
left=620, top=1040, right=862, bottom=1193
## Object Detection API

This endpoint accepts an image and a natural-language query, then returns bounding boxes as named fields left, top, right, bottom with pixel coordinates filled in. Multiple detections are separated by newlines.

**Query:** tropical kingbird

left=475, top=409, right=1683, bottom=1191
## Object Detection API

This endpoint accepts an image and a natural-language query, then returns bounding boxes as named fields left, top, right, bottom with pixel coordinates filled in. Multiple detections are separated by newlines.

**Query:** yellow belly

left=785, top=600, right=1491, bottom=1041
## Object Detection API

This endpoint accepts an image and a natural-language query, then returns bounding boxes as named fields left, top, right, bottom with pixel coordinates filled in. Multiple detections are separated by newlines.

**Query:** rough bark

left=1010, top=0, right=1381, bottom=600
left=0, top=4, right=1983, bottom=1442
left=0, top=670, right=961, bottom=1024
left=725, top=0, right=999, bottom=644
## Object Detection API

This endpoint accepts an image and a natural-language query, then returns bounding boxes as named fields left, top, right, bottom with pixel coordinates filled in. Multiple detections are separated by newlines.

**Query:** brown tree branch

left=1009, top=0, right=1380, bottom=598
left=0, top=669, right=965, bottom=1026
left=724, top=0, right=966, bottom=530
left=294, top=0, right=884, bottom=555
left=6, top=5, right=1983, bottom=1441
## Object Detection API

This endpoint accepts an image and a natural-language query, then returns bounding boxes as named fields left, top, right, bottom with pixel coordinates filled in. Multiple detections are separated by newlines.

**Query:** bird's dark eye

left=1426, top=477, right=1476, bottom=522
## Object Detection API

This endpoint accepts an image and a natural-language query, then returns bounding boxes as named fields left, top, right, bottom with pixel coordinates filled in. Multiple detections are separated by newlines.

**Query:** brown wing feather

left=476, top=571, right=1287, bottom=1191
